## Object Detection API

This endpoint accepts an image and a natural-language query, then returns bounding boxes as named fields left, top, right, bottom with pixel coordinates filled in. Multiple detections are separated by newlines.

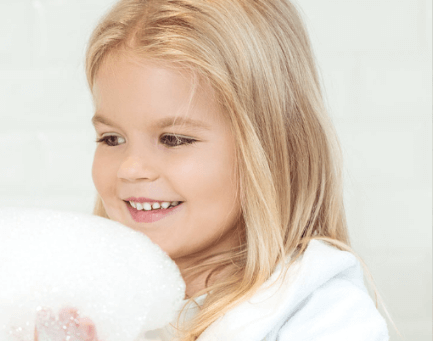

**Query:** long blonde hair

left=86, top=0, right=400, bottom=339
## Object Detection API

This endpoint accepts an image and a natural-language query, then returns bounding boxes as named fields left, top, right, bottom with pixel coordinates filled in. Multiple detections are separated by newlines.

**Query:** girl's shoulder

left=198, top=240, right=389, bottom=341
left=274, top=239, right=390, bottom=341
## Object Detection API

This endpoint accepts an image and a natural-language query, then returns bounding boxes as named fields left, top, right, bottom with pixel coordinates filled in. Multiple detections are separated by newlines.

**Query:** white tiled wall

left=0, top=1, right=431, bottom=340
left=296, top=1, right=432, bottom=339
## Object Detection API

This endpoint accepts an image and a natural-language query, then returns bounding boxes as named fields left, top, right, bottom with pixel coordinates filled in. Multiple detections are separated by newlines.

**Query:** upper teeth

left=129, top=201, right=180, bottom=210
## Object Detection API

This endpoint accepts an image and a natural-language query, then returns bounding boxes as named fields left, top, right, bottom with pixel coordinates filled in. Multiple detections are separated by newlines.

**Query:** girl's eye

left=160, top=134, right=197, bottom=147
left=96, top=135, right=125, bottom=147
left=95, top=134, right=196, bottom=148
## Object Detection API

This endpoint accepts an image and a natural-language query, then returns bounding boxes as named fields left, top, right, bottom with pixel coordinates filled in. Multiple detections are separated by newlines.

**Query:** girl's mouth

left=125, top=200, right=184, bottom=223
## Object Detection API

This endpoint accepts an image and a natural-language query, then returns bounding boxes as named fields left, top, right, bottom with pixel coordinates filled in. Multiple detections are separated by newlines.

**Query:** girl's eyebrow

left=91, top=114, right=211, bottom=131
left=91, top=114, right=117, bottom=127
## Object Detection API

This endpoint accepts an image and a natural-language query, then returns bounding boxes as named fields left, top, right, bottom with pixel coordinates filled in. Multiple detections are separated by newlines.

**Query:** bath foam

left=0, top=207, right=186, bottom=341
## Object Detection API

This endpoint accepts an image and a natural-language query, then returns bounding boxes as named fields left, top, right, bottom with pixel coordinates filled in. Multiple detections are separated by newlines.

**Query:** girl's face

left=91, top=53, right=242, bottom=270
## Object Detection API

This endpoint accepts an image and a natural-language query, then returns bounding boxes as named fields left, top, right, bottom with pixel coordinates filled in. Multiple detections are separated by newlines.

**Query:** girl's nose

left=117, top=155, right=158, bottom=182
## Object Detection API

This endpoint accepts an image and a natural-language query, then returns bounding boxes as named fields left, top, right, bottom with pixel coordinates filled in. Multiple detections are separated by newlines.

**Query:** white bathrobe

left=145, top=239, right=389, bottom=341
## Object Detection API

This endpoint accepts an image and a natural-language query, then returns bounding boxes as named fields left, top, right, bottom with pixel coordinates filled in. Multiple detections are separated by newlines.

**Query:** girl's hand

left=34, top=307, right=100, bottom=341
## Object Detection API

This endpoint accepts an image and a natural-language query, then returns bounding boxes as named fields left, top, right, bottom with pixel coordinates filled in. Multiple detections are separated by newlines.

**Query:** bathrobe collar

left=197, top=239, right=366, bottom=341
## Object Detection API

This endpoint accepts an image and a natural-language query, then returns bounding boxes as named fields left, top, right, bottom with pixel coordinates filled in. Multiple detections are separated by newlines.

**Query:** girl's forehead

left=92, top=52, right=228, bottom=128
left=92, top=50, right=226, bottom=119
left=96, top=50, right=198, bottom=86
left=94, top=52, right=208, bottom=100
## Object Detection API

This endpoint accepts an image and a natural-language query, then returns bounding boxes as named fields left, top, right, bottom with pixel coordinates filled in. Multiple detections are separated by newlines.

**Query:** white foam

left=0, top=207, right=185, bottom=341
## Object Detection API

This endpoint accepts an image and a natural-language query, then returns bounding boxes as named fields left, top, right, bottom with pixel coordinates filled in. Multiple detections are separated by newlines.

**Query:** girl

left=35, top=0, right=398, bottom=340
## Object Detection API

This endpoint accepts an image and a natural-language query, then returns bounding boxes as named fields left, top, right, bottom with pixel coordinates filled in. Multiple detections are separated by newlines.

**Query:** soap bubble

left=0, top=207, right=186, bottom=341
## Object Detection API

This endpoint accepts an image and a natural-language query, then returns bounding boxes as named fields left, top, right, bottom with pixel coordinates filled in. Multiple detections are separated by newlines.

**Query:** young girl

left=35, top=0, right=397, bottom=340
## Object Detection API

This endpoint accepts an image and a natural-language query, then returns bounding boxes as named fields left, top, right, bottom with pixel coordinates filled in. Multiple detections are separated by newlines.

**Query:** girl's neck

left=183, top=269, right=211, bottom=299
left=176, top=221, right=244, bottom=299
left=177, top=253, right=229, bottom=299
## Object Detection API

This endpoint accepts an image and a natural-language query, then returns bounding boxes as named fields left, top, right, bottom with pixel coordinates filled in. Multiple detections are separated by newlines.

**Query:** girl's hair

left=86, top=0, right=400, bottom=339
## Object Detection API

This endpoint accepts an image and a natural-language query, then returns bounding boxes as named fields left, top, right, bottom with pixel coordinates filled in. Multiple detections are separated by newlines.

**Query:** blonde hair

left=86, top=0, right=400, bottom=339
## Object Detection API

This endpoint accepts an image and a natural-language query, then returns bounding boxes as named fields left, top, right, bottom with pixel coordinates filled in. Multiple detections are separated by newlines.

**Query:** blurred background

left=0, top=0, right=431, bottom=340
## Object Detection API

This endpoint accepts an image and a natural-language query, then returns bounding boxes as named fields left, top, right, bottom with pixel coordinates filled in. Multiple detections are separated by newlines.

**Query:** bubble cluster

left=0, top=207, right=186, bottom=341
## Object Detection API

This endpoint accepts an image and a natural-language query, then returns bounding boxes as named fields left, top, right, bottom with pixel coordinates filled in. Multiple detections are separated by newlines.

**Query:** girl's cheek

left=92, top=151, right=109, bottom=193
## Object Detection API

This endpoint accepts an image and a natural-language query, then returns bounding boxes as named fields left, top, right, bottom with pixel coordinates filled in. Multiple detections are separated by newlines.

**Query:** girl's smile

left=125, top=198, right=184, bottom=223
left=91, top=52, right=243, bottom=292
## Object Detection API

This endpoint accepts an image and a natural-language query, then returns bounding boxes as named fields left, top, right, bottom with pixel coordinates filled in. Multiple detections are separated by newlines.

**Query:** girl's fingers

left=77, top=317, right=97, bottom=341
left=35, top=307, right=54, bottom=325
left=59, top=307, right=79, bottom=319
left=58, top=308, right=98, bottom=341
left=59, top=307, right=80, bottom=328
left=35, top=308, right=64, bottom=340
left=34, top=307, right=99, bottom=341
left=35, top=307, right=55, bottom=332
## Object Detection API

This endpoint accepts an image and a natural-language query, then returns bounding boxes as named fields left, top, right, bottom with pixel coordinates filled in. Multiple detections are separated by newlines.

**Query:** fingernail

left=79, top=323, right=95, bottom=340
left=59, top=307, right=79, bottom=325
left=35, top=308, right=52, bottom=326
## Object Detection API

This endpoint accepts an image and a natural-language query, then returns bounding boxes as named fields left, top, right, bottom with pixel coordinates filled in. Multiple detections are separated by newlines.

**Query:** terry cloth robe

left=144, top=239, right=389, bottom=341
